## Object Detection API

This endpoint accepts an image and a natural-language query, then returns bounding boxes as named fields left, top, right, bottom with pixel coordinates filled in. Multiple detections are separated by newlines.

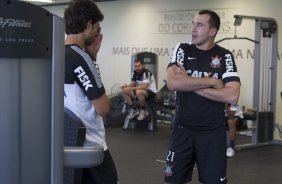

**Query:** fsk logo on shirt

left=74, top=66, right=93, bottom=91
left=225, top=54, right=234, bottom=72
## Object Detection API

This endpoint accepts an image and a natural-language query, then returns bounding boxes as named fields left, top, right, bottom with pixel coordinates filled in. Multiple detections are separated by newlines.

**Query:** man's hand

left=92, top=25, right=103, bottom=54
left=85, top=25, right=103, bottom=59
left=120, top=83, right=127, bottom=89
left=211, top=78, right=224, bottom=89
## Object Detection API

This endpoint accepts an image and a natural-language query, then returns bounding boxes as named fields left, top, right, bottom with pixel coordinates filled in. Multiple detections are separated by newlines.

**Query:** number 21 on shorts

left=166, top=151, right=175, bottom=162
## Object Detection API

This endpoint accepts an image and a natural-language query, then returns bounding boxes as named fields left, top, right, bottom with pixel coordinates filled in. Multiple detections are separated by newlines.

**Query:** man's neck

left=195, top=37, right=216, bottom=50
left=65, top=34, right=85, bottom=49
left=196, top=42, right=215, bottom=51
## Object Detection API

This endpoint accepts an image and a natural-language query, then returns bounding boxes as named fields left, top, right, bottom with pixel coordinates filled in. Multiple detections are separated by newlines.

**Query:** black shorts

left=164, top=125, right=227, bottom=184
left=133, top=90, right=156, bottom=101
left=146, top=90, right=156, bottom=100
left=82, top=150, right=119, bottom=184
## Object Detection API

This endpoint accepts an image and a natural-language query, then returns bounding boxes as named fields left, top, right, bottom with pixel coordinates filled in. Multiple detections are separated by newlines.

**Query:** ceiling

left=21, top=0, right=116, bottom=6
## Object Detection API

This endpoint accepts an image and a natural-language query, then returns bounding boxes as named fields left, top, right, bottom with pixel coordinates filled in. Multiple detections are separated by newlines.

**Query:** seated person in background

left=225, top=104, right=243, bottom=158
left=120, top=59, right=157, bottom=121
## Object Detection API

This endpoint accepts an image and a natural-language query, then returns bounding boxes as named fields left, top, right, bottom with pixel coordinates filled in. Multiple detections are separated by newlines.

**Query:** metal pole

left=51, top=15, right=65, bottom=184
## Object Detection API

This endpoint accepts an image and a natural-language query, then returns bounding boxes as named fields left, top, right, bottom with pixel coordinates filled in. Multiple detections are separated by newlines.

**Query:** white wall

left=45, top=0, right=282, bottom=140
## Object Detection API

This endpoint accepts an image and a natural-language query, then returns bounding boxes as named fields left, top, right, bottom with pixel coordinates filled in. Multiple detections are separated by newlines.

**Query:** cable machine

left=216, top=15, right=279, bottom=150
left=216, top=16, right=259, bottom=45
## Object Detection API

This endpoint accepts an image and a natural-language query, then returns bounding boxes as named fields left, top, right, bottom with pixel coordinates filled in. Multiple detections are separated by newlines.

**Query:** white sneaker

left=127, top=108, right=139, bottom=119
left=137, top=110, right=149, bottom=120
left=226, top=147, right=235, bottom=157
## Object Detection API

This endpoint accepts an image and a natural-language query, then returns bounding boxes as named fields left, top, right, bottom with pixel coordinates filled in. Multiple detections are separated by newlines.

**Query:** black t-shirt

left=168, top=43, right=240, bottom=130
left=65, top=44, right=105, bottom=100
left=64, top=44, right=107, bottom=149
left=131, top=68, right=157, bottom=93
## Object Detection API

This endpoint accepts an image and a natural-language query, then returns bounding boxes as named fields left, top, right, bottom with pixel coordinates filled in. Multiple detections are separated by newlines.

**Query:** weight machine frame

left=217, top=15, right=280, bottom=150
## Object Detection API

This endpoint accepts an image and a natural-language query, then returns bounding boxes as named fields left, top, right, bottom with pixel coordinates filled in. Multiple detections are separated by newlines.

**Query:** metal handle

left=64, top=145, right=104, bottom=168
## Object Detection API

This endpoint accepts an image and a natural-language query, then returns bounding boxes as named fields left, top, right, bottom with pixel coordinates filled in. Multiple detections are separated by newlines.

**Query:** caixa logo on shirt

left=74, top=66, right=93, bottom=91
left=188, top=70, right=219, bottom=79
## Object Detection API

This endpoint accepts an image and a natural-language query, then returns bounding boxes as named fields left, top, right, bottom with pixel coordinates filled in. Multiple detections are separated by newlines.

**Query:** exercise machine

left=64, top=108, right=104, bottom=184
left=122, top=52, right=176, bottom=131
left=217, top=15, right=279, bottom=150
left=122, top=52, right=158, bottom=131
left=0, top=1, right=103, bottom=184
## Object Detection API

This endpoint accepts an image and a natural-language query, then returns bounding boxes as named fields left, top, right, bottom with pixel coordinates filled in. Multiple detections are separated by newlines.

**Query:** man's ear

left=86, top=20, right=93, bottom=30
left=209, top=27, right=218, bottom=37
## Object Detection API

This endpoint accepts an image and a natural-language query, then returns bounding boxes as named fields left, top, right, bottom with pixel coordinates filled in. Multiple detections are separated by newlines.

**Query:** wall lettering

left=154, top=9, right=233, bottom=34
left=112, top=46, right=171, bottom=57
left=113, top=46, right=281, bottom=61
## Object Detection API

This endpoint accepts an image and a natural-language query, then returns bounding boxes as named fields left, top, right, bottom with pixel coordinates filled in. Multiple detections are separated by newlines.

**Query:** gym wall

left=44, top=0, right=282, bottom=140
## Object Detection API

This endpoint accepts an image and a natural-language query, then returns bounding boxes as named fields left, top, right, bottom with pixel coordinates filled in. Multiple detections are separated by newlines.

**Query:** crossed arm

left=92, top=94, right=110, bottom=117
left=166, top=63, right=240, bottom=105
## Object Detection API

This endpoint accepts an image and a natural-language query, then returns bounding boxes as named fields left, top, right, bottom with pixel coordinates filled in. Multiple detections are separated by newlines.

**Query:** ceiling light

left=22, top=0, right=54, bottom=3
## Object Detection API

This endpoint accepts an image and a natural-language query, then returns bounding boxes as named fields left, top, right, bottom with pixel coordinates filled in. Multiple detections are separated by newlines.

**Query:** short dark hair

left=134, top=59, right=143, bottom=65
left=64, top=0, right=104, bottom=35
left=198, top=10, right=220, bottom=31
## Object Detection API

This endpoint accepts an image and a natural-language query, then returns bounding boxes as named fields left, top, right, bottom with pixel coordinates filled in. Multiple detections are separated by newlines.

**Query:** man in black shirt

left=164, top=10, right=240, bottom=184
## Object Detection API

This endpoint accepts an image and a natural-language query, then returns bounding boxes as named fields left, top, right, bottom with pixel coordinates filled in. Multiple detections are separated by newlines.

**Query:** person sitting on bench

left=120, top=59, right=157, bottom=120
left=225, top=104, right=243, bottom=157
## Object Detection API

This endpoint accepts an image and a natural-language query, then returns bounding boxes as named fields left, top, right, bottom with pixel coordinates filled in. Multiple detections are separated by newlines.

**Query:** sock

left=230, top=140, right=235, bottom=149
left=129, top=103, right=136, bottom=110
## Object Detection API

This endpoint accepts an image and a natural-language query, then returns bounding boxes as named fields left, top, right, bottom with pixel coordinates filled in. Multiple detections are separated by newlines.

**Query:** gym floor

left=105, top=122, right=282, bottom=184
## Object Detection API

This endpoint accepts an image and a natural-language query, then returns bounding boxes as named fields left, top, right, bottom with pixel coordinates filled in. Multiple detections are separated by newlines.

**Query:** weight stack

left=258, top=112, right=274, bottom=142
